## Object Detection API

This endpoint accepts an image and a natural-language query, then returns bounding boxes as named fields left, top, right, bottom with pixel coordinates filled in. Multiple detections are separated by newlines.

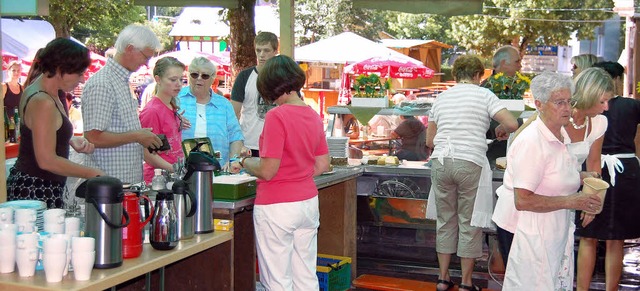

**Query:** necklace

left=569, top=116, right=588, bottom=130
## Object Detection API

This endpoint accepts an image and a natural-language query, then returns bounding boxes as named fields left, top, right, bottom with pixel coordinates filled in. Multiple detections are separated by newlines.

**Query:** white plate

left=321, top=171, right=336, bottom=175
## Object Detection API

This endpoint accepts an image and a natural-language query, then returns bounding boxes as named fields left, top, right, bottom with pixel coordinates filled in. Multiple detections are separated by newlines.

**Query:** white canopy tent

left=1, top=18, right=55, bottom=59
left=294, top=32, right=424, bottom=65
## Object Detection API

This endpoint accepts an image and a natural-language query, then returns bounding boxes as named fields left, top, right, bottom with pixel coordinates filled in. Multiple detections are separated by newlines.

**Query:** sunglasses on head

left=189, top=72, right=211, bottom=80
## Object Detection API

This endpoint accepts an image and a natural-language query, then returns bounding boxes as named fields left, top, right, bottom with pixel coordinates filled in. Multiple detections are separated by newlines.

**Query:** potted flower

left=351, top=74, right=390, bottom=108
left=482, top=71, right=531, bottom=111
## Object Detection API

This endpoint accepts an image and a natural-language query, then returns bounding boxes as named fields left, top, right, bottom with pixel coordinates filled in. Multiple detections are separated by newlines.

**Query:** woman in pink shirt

left=231, top=55, right=329, bottom=290
left=139, top=57, right=189, bottom=183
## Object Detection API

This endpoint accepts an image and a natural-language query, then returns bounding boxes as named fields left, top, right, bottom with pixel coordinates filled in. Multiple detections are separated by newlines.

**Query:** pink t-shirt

left=255, top=104, right=329, bottom=205
left=139, top=97, right=184, bottom=183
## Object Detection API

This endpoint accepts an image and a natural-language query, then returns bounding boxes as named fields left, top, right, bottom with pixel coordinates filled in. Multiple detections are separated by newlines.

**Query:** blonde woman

left=571, top=54, right=598, bottom=78
left=2, top=60, right=23, bottom=116
left=139, top=57, right=188, bottom=183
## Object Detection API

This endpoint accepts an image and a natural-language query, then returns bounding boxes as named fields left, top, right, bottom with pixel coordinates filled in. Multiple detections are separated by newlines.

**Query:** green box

left=212, top=176, right=257, bottom=201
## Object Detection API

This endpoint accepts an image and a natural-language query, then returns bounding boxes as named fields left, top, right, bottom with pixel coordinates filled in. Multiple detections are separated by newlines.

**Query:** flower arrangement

left=353, top=74, right=390, bottom=98
left=482, top=71, right=531, bottom=100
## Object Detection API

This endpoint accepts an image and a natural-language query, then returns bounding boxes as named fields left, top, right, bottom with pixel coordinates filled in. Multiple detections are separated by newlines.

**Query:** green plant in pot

left=353, top=74, right=390, bottom=98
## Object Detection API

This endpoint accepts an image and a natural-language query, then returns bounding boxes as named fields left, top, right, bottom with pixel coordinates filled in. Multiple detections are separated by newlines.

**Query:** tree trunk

left=52, top=21, right=71, bottom=38
left=229, top=0, right=257, bottom=81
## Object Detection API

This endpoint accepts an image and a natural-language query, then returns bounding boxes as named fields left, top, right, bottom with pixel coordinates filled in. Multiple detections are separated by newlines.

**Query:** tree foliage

left=386, top=13, right=453, bottom=44
left=449, top=0, right=614, bottom=57
left=294, top=0, right=388, bottom=45
left=44, top=0, right=145, bottom=51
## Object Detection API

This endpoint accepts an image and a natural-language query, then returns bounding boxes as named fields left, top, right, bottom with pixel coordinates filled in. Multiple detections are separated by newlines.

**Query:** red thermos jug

left=122, top=192, right=154, bottom=258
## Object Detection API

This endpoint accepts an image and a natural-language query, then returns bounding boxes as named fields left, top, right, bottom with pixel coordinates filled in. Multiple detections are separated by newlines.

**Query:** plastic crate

left=316, top=254, right=351, bottom=291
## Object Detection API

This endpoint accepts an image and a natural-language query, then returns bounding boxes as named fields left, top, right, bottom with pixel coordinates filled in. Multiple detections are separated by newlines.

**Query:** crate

left=316, top=254, right=351, bottom=291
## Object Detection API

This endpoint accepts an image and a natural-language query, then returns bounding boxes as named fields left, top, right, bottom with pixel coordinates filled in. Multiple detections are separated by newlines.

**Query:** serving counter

left=0, top=231, right=232, bottom=290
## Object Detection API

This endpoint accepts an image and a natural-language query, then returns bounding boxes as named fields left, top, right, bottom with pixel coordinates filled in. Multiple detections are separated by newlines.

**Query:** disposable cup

left=583, top=177, right=610, bottom=214
left=0, top=245, right=16, bottom=273
left=44, top=223, right=65, bottom=234
left=43, top=252, right=67, bottom=282
left=17, top=223, right=37, bottom=233
left=0, top=223, right=17, bottom=232
left=16, top=248, right=39, bottom=277
left=72, top=251, right=95, bottom=281
left=43, top=209, right=66, bottom=225
left=17, top=233, right=40, bottom=249
left=0, top=208, right=14, bottom=224
left=43, top=237, right=68, bottom=254
left=64, top=217, right=81, bottom=234
left=71, top=237, right=95, bottom=253
left=0, top=230, right=16, bottom=247
left=14, top=209, right=37, bottom=223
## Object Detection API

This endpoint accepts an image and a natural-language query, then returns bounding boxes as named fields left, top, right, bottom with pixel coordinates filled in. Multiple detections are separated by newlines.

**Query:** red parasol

left=2, top=50, right=19, bottom=70
left=344, top=55, right=435, bottom=79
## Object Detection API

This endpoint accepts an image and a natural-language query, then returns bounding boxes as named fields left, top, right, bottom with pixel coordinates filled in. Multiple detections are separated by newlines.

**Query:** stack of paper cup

left=50, top=233, right=72, bottom=275
left=71, top=237, right=95, bottom=281
left=15, top=209, right=37, bottom=233
left=42, top=236, right=68, bottom=282
left=583, top=177, right=610, bottom=214
left=16, top=233, right=40, bottom=277
left=0, top=225, right=17, bottom=273
left=43, top=209, right=66, bottom=234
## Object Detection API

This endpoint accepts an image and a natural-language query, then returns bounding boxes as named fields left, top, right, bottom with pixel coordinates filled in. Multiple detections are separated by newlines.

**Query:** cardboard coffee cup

left=583, top=177, right=610, bottom=214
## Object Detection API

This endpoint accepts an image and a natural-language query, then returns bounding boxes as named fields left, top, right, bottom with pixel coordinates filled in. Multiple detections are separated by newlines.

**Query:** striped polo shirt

left=429, top=84, right=505, bottom=166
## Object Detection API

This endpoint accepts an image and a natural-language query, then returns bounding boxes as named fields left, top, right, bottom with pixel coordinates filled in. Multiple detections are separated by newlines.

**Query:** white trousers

left=254, top=196, right=320, bottom=291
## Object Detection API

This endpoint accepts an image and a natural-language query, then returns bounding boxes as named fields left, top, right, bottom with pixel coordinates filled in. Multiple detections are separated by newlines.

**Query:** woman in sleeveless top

left=2, top=60, right=23, bottom=116
left=575, top=62, right=640, bottom=291
left=6, top=38, right=104, bottom=209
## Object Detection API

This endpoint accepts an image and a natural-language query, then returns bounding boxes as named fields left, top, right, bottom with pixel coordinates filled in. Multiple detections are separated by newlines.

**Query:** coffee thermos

left=172, top=180, right=197, bottom=240
left=150, top=189, right=178, bottom=250
left=183, top=146, right=220, bottom=234
left=82, top=176, right=130, bottom=269
left=122, top=191, right=154, bottom=258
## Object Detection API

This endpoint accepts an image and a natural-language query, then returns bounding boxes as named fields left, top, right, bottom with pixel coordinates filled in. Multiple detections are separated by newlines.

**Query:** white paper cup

left=17, top=233, right=40, bottom=249
left=43, top=252, right=67, bottom=282
left=0, top=223, right=17, bottom=232
left=16, top=222, right=37, bottom=234
left=16, top=248, right=39, bottom=277
left=43, top=237, right=68, bottom=254
left=14, top=209, right=37, bottom=223
left=64, top=217, right=81, bottom=234
left=43, top=209, right=66, bottom=225
left=44, top=223, right=65, bottom=234
left=0, top=208, right=14, bottom=224
left=72, top=251, right=95, bottom=281
left=0, top=230, right=16, bottom=247
left=0, top=245, right=16, bottom=273
left=583, top=177, right=610, bottom=214
left=71, top=237, right=95, bottom=253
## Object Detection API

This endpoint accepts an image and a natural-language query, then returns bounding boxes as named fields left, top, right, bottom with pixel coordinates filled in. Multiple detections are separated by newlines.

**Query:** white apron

left=425, top=137, right=494, bottom=229
left=503, top=209, right=575, bottom=290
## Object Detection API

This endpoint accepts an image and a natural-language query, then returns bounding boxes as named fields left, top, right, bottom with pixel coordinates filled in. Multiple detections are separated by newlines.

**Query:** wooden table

left=0, top=231, right=233, bottom=290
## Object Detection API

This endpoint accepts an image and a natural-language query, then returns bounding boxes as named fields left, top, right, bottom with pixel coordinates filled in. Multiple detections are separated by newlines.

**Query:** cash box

left=212, top=175, right=257, bottom=200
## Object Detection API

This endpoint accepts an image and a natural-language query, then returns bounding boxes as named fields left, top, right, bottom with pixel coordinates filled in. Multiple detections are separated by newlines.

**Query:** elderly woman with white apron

left=492, top=72, right=603, bottom=290
left=425, top=55, right=518, bottom=291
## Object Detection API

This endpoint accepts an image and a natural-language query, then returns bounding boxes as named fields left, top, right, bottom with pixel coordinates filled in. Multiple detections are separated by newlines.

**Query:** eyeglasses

left=189, top=72, right=212, bottom=80
left=137, top=49, right=152, bottom=62
left=548, top=98, right=572, bottom=108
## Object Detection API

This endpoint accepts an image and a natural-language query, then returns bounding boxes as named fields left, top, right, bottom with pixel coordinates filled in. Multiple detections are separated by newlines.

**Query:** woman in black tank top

left=6, top=38, right=105, bottom=209
left=2, top=60, right=23, bottom=116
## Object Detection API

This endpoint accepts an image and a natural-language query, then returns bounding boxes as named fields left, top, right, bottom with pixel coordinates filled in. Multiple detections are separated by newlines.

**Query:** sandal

left=436, top=279, right=455, bottom=291
left=458, top=284, right=482, bottom=291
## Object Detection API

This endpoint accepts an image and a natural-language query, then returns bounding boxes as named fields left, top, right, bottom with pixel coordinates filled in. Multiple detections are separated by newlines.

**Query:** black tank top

left=3, top=83, right=23, bottom=116
left=14, top=90, right=73, bottom=183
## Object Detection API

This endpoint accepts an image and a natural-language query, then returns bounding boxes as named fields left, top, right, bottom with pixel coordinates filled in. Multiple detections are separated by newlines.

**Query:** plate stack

left=0, top=200, right=47, bottom=229
left=327, top=137, right=349, bottom=158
